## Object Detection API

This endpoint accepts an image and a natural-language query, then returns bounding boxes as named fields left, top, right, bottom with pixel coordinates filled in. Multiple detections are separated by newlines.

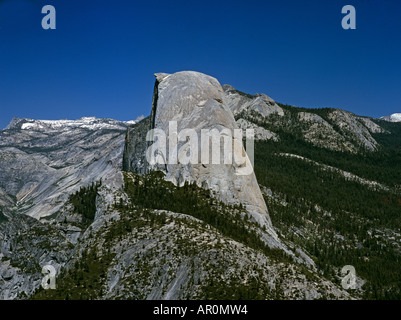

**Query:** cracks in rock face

left=146, top=78, right=160, bottom=174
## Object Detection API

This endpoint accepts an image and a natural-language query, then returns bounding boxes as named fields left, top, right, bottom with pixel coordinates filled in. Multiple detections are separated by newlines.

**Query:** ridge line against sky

left=1, top=0, right=400, bottom=129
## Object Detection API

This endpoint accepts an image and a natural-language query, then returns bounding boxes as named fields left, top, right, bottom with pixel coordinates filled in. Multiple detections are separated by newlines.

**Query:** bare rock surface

left=0, top=117, right=138, bottom=219
left=223, top=84, right=284, bottom=117
left=148, top=71, right=278, bottom=242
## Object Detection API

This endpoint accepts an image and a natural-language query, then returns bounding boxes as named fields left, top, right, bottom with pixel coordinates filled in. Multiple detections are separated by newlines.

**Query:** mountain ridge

left=1, top=71, right=400, bottom=300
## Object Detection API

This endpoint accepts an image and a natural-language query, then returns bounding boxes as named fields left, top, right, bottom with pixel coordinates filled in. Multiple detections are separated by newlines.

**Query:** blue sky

left=1, top=0, right=400, bottom=129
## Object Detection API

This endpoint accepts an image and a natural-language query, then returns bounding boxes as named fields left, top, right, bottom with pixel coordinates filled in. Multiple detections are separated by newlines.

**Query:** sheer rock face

left=147, top=71, right=278, bottom=242
left=123, top=117, right=151, bottom=174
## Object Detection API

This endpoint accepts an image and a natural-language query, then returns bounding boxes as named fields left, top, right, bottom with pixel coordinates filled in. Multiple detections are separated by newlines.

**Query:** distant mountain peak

left=4, top=116, right=142, bottom=131
left=380, top=113, right=401, bottom=122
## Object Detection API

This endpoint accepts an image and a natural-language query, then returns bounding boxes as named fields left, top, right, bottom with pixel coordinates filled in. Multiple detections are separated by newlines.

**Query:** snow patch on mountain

left=380, top=113, right=401, bottom=122
left=6, top=116, right=141, bottom=131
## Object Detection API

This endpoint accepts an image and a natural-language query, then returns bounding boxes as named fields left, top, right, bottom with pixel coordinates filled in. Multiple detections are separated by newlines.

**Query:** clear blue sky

left=1, top=0, right=400, bottom=129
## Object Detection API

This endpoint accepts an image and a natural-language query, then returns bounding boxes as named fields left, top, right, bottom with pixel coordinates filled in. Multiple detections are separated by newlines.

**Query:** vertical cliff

left=123, top=71, right=280, bottom=246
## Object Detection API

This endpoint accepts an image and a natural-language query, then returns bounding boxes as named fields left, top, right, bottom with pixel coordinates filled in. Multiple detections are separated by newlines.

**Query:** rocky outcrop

left=236, top=118, right=278, bottom=141
left=223, top=84, right=284, bottom=117
left=327, top=110, right=381, bottom=151
left=143, top=71, right=277, bottom=242
left=358, top=117, right=387, bottom=133
left=294, top=110, right=386, bottom=153
left=297, top=111, right=356, bottom=153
